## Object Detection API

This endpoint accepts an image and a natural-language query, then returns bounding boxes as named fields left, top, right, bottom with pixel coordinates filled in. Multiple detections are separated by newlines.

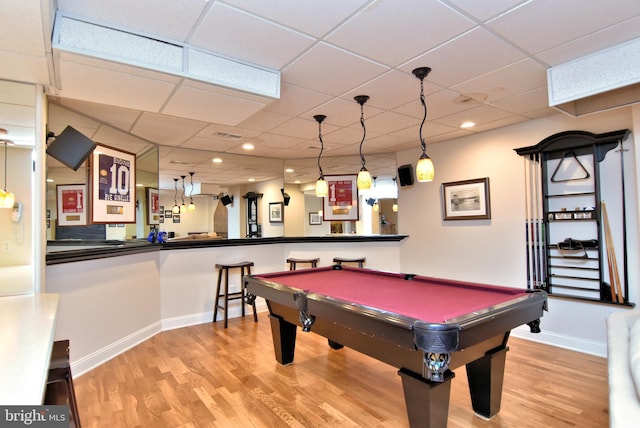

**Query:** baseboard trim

left=73, top=303, right=268, bottom=377
left=72, top=321, right=162, bottom=377
left=512, top=325, right=606, bottom=357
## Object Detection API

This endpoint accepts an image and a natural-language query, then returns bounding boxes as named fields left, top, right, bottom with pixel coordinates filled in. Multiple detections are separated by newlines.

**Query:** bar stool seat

left=45, top=340, right=81, bottom=427
left=214, top=261, right=257, bottom=328
left=333, top=257, right=366, bottom=268
left=286, top=257, right=319, bottom=270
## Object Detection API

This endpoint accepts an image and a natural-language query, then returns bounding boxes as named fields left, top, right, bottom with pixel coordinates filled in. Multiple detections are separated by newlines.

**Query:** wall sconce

left=412, top=67, right=435, bottom=182
left=281, top=188, right=291, bottom=206
left=180, top=175, right=187, bottom=213
left=0, top=136, right=15, bottom=209
left=314, top=114, right=328, bottom=198
left=355, top=95, right=372, bottom=190
left=172, top=178, right=180, bottom=213
left=188, top=172, right=196, bottom=212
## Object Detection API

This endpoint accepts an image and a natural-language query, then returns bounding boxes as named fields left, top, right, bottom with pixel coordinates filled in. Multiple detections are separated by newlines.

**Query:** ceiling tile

left=403, top=28, right=526, bottom=88
left=162, top=85, right=268, bottom=126
left=326, top=0, right=475, bottom=67
left=190, top=2, right=315, bottom=70
left=487, top=0, right=640, bottom=55
left=131, top=112, right=208, bottom=145
left=221, top=0, right=369, bottom=38
left=282, top=42, right=389, bottom=96
left=445, top=0, right=527, bottom=22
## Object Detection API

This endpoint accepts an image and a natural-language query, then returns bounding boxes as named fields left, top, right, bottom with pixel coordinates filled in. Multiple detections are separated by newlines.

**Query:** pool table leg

left=398, top=368, right=455, bottom=428
left=269, top=314, right=297, bottom=365
left=465, top=346, right=508, bottom=419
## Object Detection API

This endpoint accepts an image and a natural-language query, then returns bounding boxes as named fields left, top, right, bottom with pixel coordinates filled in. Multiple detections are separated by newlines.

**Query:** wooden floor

left=74, top=315, right=609, bottom=427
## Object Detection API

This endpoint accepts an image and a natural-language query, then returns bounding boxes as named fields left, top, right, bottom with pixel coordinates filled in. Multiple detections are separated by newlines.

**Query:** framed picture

left=309, top=211, right=322, bottom=225
left=164, top=210, right=172, bottom=218
left=269, top=202, right=284, bottom=223
left=146, top=187, right=160, bottom=225
left=173, top=214, right=180, bottom=223
left=323, top=174, right=359, bottom=221
left=91, top=144, right=136, bottom=224
left=442, top=177, right=491, bottom=220
left=56, top=184, right=88, bottom=226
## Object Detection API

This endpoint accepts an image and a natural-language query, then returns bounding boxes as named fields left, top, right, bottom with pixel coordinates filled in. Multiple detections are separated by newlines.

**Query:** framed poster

left=323, top=174, right=359, bottom=221
left=56, top=184, right=87, bottom=226
left=269, top=202, right=284, bottom=223
left=309, top=211, right=322, bottom=225
left=91, top=144, right=136, bottom=224
left=164, top=210, right=172, bottom=218
left=146, top=187, right=160, bottom=225
left=173, top=214, right=180, bottom=223
left=442, top=177, right=491, bottom=220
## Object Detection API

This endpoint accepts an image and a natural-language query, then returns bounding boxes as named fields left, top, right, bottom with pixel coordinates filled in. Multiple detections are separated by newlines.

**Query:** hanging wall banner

left=91, top=144, right=136, bottom=224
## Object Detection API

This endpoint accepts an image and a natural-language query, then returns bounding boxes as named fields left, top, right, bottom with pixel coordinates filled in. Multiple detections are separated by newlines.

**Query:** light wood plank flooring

left=74, top=316, right=609, bottom=427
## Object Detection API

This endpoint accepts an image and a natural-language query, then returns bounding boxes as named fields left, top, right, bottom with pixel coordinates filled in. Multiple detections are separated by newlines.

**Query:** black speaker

left=397, top=164, right=415, bottom=186
left=46, top=126, right=97, bottom=171
left=221, top=195, right=233, bottom=206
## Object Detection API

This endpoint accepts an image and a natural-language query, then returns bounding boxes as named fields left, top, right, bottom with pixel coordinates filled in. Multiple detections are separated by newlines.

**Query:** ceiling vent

left=547, top=37, right=640, bottom=116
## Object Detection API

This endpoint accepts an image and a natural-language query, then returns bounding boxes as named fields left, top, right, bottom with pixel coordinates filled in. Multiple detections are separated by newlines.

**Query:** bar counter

left=0, top=293, right=60, bottom=404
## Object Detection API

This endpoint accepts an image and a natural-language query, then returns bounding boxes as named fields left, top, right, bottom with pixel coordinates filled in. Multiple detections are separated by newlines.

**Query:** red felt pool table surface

left=254, top=266, right=527, bottom=323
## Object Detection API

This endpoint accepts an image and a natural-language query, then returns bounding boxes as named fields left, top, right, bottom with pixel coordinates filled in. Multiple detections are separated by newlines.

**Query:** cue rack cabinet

left=515, top=129, right=633, bottom=306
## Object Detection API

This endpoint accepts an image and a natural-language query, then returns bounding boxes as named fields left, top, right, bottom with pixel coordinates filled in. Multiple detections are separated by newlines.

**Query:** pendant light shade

left=172, top=178, right=180, bottom=213
left=416, top=154, right=435, bottom=182
left=1, top=139, right=15, bottom=209
left=412, top=67, right=435, bottom=183
left=355, top=95, right=371, bottom=190
left=188, top=172, right=196, bottom=212
left=314, top=114, right=328, bottom=198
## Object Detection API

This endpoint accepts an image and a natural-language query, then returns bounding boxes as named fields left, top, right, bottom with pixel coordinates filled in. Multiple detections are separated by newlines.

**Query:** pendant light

left=172, top=178, right=180, bottom=213
left=180, top=175, right=187, bottom=213
left=0, top=137, right=15, bottom=209
left=314, top=114, right=328, bottom=198
left=412, top=67, right=435, bottom=182
left=355, top=95, right=372, bottom=190
left=392, top=178, right=399, bottom=212
left=188, top=172, right=196, bottom=212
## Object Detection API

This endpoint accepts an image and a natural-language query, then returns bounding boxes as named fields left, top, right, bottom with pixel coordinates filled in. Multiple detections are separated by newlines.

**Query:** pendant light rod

left=314, top=114, right=326, bottom=178
left=412, top=67, right=431, bottom=155
left=314, top=114, right=329, bottom=198
left=181, top=175, right=186, bottom=205
left=354, top=95, right=369, bottom=171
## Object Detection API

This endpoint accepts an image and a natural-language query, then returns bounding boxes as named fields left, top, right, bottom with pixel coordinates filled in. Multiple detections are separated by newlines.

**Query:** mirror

left=283, top=153, right=399, bottom=236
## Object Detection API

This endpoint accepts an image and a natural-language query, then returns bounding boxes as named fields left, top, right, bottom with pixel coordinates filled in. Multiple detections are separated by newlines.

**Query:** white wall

left=397, top=108, right=638, bottom=356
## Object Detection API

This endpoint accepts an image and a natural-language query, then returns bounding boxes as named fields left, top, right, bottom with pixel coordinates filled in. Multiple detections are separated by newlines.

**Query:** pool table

left=244, top=265, right=547, bottom=428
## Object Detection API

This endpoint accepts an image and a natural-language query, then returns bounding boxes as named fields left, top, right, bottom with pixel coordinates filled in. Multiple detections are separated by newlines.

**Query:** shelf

left=546, top=191, right=596, bottom=198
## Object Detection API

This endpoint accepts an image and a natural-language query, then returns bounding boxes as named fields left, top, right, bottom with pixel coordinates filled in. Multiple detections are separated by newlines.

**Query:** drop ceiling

left=1, top=0, right=640, bottom=188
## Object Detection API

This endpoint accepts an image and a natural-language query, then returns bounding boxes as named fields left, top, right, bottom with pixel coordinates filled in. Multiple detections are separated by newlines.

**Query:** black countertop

left=46, top=235, right=408, bottom=265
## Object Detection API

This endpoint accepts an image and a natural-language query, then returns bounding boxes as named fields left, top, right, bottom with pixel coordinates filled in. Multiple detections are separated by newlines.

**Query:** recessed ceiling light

left=460, top=121, right=476, bottom=129
left=285, top=168, right=294, bottom=173
left=248, top=178, right=255, bottom=182
left=46, top=178, right=54, bottom=183
left=294, top=180, right=300, bottom=184
left=242, top=143, right=254, bottom=150
left=212, top=157, right=222, bottom=163
left=136, top=183, right=144, bottom=187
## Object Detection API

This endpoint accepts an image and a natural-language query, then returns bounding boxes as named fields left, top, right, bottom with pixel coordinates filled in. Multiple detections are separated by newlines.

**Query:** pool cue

left=524, top=156, right=534, bottom=288
left=602, top=202, right=623, bottom=303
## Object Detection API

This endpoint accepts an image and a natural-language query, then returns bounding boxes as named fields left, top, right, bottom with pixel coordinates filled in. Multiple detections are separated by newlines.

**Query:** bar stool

left=333, top=257, right=366, bottom=268
left=45, top=340, right=81, bottom=428
left=286, top=257, right=319, bottom=270
left=213, top=261, right=257, bottom=328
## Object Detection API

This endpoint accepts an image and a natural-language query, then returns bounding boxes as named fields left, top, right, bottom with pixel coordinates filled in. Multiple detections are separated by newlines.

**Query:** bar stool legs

left=213, top=261, right=257, bottom=328
left=45, top=340, right=81, bottom=428
left=286, top=257, right=319, bottom=270
left=333, top=257, right=366, bottom=268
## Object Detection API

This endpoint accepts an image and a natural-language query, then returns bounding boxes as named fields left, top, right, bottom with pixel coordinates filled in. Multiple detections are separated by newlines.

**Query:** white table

left=0, top=293, right=60, bottom=404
